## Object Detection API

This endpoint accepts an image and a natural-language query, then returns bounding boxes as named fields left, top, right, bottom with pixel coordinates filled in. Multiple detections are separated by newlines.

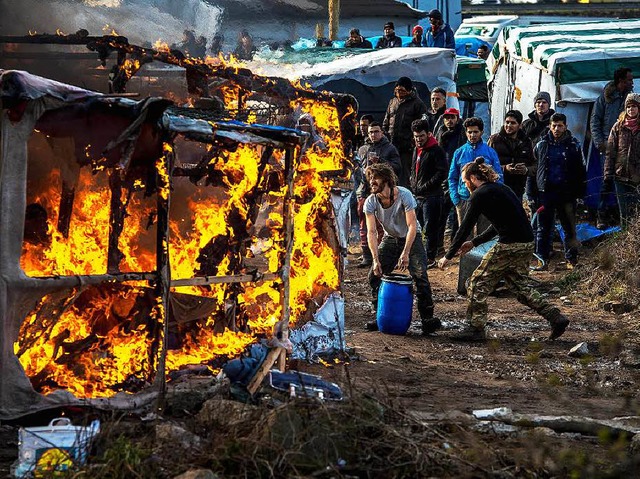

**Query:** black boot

left=421, top=318, right=441, bottom=335
left=548, top=312, right=570, bottom=340
left=358, top=246, right=373, bottom=268
left=451, top=324, right=486, bottom=342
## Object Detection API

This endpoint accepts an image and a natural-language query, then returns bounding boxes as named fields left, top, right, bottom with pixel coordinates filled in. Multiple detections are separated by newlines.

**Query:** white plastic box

left=12, top=417, right=100, bottom=478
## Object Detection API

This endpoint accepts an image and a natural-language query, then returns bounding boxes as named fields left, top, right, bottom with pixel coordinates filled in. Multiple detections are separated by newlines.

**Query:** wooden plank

left=246, top=347, right=284, bottom=395
left=169, top=272, right=277, bottom=287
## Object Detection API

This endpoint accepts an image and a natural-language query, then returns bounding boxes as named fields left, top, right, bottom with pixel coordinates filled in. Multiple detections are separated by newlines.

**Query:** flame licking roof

left=0, top=64, right=352, bottom=415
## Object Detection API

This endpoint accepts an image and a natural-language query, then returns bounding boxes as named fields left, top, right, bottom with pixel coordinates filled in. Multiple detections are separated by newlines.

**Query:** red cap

left=443, top=107, right=459, bottom=117
left=412, top=25, right=423, bottom=34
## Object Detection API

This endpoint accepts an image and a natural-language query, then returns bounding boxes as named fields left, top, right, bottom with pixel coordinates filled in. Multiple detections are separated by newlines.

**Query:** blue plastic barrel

left=377, top=274, right=413, bottom=335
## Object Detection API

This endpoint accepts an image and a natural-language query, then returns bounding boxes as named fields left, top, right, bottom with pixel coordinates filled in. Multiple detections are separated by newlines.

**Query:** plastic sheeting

left=0, top=69, right=102, bottom=103
left=290, top=293, right=345, bottom=361
left=300, top=48, right=457, bottom=93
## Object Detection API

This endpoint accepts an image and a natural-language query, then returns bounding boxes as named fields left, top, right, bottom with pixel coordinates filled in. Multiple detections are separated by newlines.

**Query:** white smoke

left=1, top=0, right=223, bottom=46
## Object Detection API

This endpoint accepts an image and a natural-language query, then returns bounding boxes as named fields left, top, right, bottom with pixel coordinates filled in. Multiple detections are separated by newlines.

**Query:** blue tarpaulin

left=556, top=222, right=620, bottom=243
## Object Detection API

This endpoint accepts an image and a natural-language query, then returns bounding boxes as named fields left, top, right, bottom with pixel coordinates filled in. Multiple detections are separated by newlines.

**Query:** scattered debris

left=569, top=342, right=590, bottom=358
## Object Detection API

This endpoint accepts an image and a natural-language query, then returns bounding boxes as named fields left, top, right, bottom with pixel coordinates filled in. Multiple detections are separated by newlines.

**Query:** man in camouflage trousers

left=438, top=157, right=570, bottom=341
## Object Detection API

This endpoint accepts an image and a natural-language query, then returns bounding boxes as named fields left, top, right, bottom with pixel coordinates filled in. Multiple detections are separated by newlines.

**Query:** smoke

left=0, top=0, right=223, bottom=46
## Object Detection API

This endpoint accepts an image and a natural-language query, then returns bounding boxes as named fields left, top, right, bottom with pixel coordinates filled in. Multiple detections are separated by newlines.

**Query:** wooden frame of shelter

left=0, top=69, right=310, bottom=419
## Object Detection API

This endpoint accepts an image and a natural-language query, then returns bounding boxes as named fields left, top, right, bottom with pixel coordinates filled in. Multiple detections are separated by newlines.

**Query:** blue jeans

left=535, top=191, right=578, bottom=263
left=369, top=235, right=434, bottom=320
left=416, top=195, right=444, bottom=261
left=614, top=180, right=640, bottom=228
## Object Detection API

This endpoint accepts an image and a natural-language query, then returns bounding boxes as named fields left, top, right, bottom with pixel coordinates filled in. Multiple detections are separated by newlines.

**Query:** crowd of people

left=352, top=66, right=640, bottom=341
left=172, top=9, right=465, bottom=63
left=346, top=9, right=456, bottom=51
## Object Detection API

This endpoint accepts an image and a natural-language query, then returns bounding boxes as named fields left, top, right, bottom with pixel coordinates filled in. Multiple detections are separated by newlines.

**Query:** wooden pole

left=328, top=0, right=340, bottom=42
left=247, top=146, right=297, bottom=395
left=153, top=143, right=173, bottom=410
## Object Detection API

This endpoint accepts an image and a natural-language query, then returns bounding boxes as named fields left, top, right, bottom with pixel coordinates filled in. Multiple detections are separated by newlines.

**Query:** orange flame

left=16, top=68, right=348, bottom=398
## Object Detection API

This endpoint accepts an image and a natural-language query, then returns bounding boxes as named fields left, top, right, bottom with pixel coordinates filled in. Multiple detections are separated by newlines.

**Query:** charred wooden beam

left=57, top=181, right=75, bottom=238
left=33, top=272, right=157, bottom=288
left=107, top=171, right=126, bottom=274
left=153, top=143, right=173, bottom=405
left=86, top=37, right=354, bottom=107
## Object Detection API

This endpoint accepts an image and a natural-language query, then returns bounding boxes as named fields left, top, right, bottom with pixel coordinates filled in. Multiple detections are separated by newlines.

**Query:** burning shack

left=0, top=68, right=353, bottom=419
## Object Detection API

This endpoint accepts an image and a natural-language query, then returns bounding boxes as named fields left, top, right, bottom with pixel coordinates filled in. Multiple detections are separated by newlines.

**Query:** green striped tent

left=488, top=18, right=640, bottom=145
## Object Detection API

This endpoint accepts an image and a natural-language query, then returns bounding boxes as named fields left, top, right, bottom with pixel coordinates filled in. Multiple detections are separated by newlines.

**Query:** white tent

left=488, top=18, right=640, bottom=146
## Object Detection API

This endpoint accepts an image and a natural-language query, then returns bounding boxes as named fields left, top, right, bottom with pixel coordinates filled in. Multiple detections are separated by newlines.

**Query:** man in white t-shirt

left=363, top=163, right=440, bottom=335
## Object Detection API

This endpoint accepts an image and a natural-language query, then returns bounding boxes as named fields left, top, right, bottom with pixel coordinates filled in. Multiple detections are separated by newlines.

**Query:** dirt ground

left=299, top=243, right=640, bottom=420
left=2, top=240, right=640, bottom=477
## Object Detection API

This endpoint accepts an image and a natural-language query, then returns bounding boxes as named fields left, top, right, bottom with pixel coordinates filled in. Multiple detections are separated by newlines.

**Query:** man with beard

left=356, top=122, right=402, bottom=267
left=410, top=119, right=448, bottom=267
left=438, top=157, right=570, bottom=341
left=426, top=87, right=447, bottom=133
left=449, top=117, right=502, bottom=236
left=383, top=76, right=428, bottom=187
left=425, top=9, right=455, bottom=49
left=364, top=163, right=439, bottom=334
left=435, top=107, right=466, bottom=251
left=375, top=22, right=402, bottom=49
left=488, top=110, right=535, bottom=201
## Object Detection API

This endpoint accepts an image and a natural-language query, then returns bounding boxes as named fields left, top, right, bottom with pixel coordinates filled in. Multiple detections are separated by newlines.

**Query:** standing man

left=522, top=91, right=555, bottom=212
left=356, top=122, right=402, bottom=267
left=438, top=158, right=570, bottom=341
left=426, top=87, right=447, bottom=133
left=375, top=22, right=402, bottom=49
left=425, top=9, right=455, bottom=50
left=591, top=67, right=634, bottom=228
left=532, top=113, right=586, bottom=271
left=383, top=76, right=428, bottom=187
left=409, top=119, right=448, bottom=267
left=364, top=163, right=440, bottom=334
left=488, top=110, right=536, bottom=201
left=449, top=117, right=503, bottom=235
left=436, top=107, right=467, bottom=251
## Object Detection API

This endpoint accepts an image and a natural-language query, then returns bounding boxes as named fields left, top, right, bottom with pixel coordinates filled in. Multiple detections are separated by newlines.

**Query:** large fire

left=15, top=73, right=348, bottom=397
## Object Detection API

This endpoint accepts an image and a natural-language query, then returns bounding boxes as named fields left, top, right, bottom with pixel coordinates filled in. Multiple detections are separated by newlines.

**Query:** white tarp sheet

left=300, top=48, right=457, bottom=91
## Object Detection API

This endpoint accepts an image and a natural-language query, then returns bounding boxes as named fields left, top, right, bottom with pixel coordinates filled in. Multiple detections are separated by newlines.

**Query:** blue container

left=377, top=274, right=413, bottom=335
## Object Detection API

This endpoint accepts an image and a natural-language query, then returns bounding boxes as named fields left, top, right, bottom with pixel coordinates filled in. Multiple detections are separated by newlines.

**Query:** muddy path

left=298, top=247, right=640, bottom=420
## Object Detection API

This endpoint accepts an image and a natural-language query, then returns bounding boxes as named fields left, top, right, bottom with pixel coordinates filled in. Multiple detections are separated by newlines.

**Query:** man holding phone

left=488, top=110, right=535, bottom=201
left=356, top=121, right=402, bottom=267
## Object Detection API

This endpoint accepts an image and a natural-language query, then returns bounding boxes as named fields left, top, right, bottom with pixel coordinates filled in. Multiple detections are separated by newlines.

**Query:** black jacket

left=383, top=91, right=428, bottom=152
left=487, top=128, right=535, bottom=198
left=409, top=140, right=448, bottom=198
left=535, top=130, right=586, bottom=199
left=435, top=122, right=466, bottom=164
left=521, top=109, right=555, bottom=145
left=345, top=37, right=372, bottom=49
left=375, top=34, right=402, bottom=49
left=427, top=106, right=446, bottom=133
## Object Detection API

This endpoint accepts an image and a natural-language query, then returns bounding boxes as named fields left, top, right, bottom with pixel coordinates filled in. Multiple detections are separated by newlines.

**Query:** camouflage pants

left=467, top=242, right=559, bottom=328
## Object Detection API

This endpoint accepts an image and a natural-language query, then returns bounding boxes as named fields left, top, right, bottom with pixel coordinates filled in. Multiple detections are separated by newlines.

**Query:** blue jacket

left=535, top=130, right=586, bottom=199
left=425, top=24, right=455, bottom=49
left=448, top=140, right=503, bottom=206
